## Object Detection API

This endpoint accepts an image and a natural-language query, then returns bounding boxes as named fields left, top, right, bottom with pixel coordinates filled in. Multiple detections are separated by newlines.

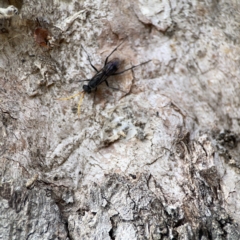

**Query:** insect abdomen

left=105, top=59, right=120, bottom=76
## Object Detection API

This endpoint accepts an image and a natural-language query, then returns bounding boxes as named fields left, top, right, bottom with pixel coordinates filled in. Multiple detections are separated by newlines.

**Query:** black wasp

left=58, top=42, right=151, bottom=115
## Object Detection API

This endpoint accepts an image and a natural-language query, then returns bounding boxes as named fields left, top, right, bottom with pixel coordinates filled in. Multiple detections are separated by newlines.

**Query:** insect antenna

left=77, top=91, right=85, bottom=115
left=56, top=91, right=85, bottom=116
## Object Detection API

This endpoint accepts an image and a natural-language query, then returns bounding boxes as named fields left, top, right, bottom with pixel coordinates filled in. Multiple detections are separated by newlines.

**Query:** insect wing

left=104, top=59, right=120, bottom=76
left=89, top=70, right=106, bottom=87
left=88, top=59, right=120, bottom=88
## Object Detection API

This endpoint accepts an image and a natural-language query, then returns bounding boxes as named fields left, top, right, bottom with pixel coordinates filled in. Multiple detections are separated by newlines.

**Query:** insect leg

left=81, top=44, right=99, bottom=73
left=104, top=41, right=124, bottom=66
left=75, top=79, right=91, bottom=82
left=105, top=80, right=126, bottom=93
left=112, top=60, right=151, bottom=75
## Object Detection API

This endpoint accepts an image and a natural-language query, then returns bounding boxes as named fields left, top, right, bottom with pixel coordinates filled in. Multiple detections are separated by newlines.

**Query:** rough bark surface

left=1, top=0, right=240, bottom=239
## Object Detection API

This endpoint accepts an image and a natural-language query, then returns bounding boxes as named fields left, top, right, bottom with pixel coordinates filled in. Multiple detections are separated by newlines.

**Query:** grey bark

left=1, top=0, right=240, bottom=239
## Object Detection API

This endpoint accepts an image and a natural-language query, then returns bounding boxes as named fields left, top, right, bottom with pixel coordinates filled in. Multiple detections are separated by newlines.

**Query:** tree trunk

left=1, top=0, right=240, bottom=239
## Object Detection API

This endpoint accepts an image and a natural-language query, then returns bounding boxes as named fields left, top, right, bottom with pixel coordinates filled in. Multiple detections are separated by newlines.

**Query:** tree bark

left=1, top=0, right=240, bottom=239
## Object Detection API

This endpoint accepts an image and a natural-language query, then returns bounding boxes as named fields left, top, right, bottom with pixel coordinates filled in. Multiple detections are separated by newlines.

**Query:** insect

left=58, top=42, right=151, bottom=115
